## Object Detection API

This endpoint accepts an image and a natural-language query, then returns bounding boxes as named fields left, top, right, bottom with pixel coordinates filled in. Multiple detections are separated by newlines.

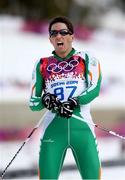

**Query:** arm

left=29, top=60, right=45, bottom=111
left=77, top=53, right=102, bottom=105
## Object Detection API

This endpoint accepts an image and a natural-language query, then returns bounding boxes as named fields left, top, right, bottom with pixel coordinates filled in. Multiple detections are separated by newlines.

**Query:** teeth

left=57, top=42, right=63, bottom=46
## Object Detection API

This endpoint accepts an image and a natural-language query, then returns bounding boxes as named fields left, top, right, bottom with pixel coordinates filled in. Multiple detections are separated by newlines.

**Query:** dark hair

left=48, top=16, right=74, bottom=34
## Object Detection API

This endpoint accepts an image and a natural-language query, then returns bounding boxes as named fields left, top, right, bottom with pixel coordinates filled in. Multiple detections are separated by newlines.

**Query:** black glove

left=58, top=97, right=78, bottom=118
left=68, top=97, right=78, bottom=107
left=42, top=93, right=61, bottom=110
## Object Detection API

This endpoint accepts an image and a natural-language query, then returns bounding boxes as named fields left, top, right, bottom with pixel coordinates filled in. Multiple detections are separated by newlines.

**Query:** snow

left=100, top=8, right=125, bottom=32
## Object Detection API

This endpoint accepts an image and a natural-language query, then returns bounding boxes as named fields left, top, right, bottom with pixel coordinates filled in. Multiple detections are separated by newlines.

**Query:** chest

left=40, top=56, right=86, bottom=81
left=40, top=56, right=87, bottom=101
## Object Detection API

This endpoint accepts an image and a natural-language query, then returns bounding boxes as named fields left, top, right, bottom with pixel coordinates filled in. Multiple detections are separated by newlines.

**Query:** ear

left=70, top=34, right=74, bottom=42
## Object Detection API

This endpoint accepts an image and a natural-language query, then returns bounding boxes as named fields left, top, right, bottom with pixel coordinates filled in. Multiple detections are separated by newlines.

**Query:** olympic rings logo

left=47, top=59, right=79, bottom=73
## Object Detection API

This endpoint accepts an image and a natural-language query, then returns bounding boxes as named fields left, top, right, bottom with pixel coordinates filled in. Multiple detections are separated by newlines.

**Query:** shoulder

left=33, top=56, right=51, bottom=66
left=33, top=59, right=41, bottom=69
left=81, top=51, right=100, bottom=64
left=74, top=50, right=86, bottom=59
left=40, top=55, right=54, bottom=64
left=33, top=54, right=54, bottom=69
left=75, top=50, right=100, bottom=68
left=74, top=50, right=94, bottom=61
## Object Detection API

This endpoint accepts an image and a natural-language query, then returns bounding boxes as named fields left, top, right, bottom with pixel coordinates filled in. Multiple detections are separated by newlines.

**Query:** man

left=29, top=16, right=102, bottom=179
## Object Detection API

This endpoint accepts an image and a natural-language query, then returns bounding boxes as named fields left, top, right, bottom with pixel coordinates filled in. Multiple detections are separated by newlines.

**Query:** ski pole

left=72, top=114, right=125, bottom=140
left=1, top=110, right=49, bottom=179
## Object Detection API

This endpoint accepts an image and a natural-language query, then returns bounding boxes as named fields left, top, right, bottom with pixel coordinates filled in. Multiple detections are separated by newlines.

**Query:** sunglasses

left=49, top=29, right=72, bottom=37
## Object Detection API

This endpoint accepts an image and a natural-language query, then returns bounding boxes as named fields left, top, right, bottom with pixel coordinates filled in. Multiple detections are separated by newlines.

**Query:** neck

left=52, top=48, right=75, bottom=61
left=55, top=47, right=72, bottom=58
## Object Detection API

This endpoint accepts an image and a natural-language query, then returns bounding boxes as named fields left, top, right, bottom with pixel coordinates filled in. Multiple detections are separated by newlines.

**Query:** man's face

left=49, top=22, right=74, bottom=57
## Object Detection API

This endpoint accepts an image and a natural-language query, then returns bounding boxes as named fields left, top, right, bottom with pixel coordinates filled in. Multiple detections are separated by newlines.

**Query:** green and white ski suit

left=29, top=48, right=102, bottom=179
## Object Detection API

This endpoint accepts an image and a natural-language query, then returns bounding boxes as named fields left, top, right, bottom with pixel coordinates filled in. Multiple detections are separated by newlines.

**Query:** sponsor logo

left=43, top=139, right=54, bottom=143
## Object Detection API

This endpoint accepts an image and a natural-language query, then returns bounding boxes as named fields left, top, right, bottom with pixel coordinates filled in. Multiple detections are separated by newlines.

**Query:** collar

left=52, top=48, right=75, bottom=61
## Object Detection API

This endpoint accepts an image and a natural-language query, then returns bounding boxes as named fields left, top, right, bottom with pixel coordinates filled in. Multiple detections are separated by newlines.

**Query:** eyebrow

left=50, top=29, right=69, bottom=32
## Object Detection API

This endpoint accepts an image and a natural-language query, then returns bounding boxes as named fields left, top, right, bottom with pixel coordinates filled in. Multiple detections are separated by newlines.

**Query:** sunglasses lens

left=50, top=29, right=71, bottom=37
left=60, top=30, right=69, bottom=36
left=50, top=30, right=58, bottom=37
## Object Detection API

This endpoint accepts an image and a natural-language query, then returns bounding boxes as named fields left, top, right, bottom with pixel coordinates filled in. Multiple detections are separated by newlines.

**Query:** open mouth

left=57, top=42, right=64, bottom=46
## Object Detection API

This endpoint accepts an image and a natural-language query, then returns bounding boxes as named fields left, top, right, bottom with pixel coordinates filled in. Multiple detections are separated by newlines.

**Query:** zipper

left=68, top=118, right=70, bottom=146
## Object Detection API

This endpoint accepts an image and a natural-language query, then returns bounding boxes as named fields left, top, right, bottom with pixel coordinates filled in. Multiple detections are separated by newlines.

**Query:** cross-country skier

left=29, top=16, right=102, bottom=179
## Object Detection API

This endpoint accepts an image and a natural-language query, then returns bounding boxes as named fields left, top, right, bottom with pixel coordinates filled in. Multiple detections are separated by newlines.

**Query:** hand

left=58, top=97, right=78, bottom=118
left=68, top=97, right=78, bottom=107
left=58, top=101, right=73, bottom=118
left=42, top=93, right=61, bottom=110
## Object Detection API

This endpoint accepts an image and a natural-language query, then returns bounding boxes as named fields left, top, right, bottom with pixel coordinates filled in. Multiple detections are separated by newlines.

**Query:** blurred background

left=0, top=0, right=125, bottom=179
